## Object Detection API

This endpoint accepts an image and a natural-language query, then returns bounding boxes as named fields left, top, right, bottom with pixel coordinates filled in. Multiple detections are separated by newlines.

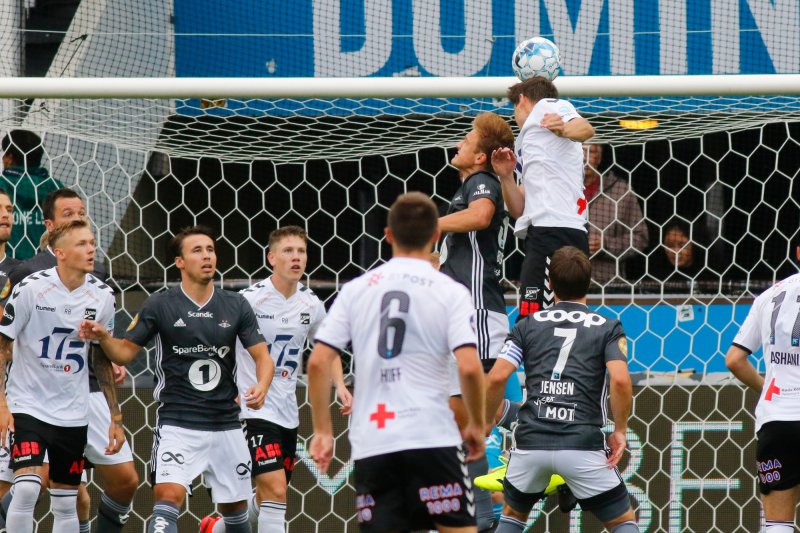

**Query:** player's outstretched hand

left=541, top=113, right=566, bottom=136
left=106, top=421, right=126, bottom=455
left=336, top=384, right=352, bottom=416
left=606, top=430, right=627, bottom=467
left=461, top=422, right=486, bottom=462
left=79, top=320, right=108, bottom=342
left=244, top=383, right=267, bottom=410
left=491, top=147, right=517, bottom=179
left=310, top=432, right=334, bottom=473
left=0, top=407, right=13, bottom=447
left=113, top=363, right=127, bottom=384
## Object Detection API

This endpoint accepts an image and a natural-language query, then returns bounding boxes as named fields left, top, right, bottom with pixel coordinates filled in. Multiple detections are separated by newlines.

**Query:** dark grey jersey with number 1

left=499, top=301, right=627, bottom=450
left=126, top=286, right=264, bottom=431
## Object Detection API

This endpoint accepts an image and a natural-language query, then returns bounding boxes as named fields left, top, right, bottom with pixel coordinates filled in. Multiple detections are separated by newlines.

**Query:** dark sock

left=96, top=492, right=132, bottom=532
left=468, top=455, right=495, bottom=531
left=220, top=508, right=251, bottom=533
left=497, top=400, right=521, bottom=431
left=495, top=515, right=526, bottom=532
left=148, top=500, right=180, bottom=533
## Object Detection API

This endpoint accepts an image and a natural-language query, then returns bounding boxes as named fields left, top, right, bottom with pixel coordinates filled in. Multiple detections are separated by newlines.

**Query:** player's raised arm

left=91, top=344, right=125, bottom=455
left=0, top=335, right=14, bottom=444
left=491, top=147, right=525, bottom=219
left=542, top=113, right=595, bottom=142
left=78, top=320, right=142, bottom=365
left=243, top=341, right=272, bottom=410
left=605, top=359, right=632, bottom=467
left=307, top=341, right=339, bottom=472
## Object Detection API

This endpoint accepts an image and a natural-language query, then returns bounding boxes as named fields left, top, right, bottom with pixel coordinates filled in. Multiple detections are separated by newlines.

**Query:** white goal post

left=1, top=74, right=800, bottom=98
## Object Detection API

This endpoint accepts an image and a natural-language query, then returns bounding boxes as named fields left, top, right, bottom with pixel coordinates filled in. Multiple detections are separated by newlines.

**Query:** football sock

left=5, top=474, right=40, bottom=533
left=212, top=516, right=227, bottom=532
left=148, top=500, right=180, bottom=533
left=468, top=455, right=495, bottom=531
left=765, top=521, right=795, bottom=532
left=259, top=501, right=287, bottom=533
left=611, top=521, right=641, bottom=532
left=97, top=491, right=132, bottom=532
left=221, top=507, right=251, bottom=533
left=79, top=519, right=91, bottom=533
left=50, top=488, right=79, bottom=533
left=495, top=515, right=526, bottom=533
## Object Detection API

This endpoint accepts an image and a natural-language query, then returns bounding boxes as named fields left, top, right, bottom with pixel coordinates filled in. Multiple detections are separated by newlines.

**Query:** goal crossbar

left=2, top=74, right=800, bottom=99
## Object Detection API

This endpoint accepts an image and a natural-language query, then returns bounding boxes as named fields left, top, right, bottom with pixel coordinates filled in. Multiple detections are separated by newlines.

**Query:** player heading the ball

left=80, top=225, right=274, bottom=533
left=309, top=192, right=485, bottom=533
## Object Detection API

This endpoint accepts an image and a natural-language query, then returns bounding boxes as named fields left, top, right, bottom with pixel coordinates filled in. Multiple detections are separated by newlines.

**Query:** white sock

left=765, top=521, right=795, bottom=532
left=5, top=474, right=40, bottom=533
left=259, top=501, right=286, bottom=533
left=50, top=487, right=79, bottom=533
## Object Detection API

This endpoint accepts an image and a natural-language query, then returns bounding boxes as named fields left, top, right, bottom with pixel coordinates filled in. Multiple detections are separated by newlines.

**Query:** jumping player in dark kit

left=485, top=246, right=639, bottom=533
left=80, top=225, right=274, bottom=533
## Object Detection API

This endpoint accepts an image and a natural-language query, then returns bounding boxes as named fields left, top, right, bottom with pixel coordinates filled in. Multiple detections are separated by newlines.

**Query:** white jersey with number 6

left=0, top=268, right=115, bottom=427
left=237, top=278, right=326, bottom=428
left=315, top=257, right=478, bottom=461
left=733, top=273, right=800, bottom=432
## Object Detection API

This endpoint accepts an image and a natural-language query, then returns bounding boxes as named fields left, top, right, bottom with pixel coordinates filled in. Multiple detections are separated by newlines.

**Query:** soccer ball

left=512, top=37, right=561, bottom=81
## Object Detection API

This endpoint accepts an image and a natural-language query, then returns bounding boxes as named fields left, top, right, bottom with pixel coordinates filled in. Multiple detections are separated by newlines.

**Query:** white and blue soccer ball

left=512, top=37, right=562, bottom=81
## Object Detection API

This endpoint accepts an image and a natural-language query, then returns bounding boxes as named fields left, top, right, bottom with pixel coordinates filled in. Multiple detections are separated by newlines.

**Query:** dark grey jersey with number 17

left=126, top=286, right=264, bottom=431
left=499, top=301, right=627, bottom=450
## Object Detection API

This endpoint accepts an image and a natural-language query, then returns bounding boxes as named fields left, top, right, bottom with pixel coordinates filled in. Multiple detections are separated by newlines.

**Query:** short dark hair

left=168, top=225, right=216, bottom=259
left=507, top=77, right=559, bottom=106
left=549, top=246, right=591, bottom=301
left=0, top=187, right=11, bottom=202
left=42, top=188, right=82, bottom=221
left=387, top=192, right=438, bottom=250
left=268, top=226, right=307, bottom=251
left=2, top=130, right=44, bottom=168
left=48, top=219, right=91, bottom=249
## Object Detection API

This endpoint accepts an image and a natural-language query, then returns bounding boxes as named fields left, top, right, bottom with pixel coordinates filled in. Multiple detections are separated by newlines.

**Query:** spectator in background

left=1, top=130, right=64, bottom=259
left=649, top=218, right=717, bottom=284
left=583, top=144, right=648, bottom=286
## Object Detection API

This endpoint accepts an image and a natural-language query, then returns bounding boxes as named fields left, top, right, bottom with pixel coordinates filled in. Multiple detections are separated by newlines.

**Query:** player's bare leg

left=210, top=469, right=287, bottom=533
left=761, top=486, right=800, bottom=532
left=77, top=483, right=91, bottom=532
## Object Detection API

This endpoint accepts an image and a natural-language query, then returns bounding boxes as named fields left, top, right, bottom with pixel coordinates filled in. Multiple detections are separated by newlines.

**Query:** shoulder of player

left=84, top=273, right=115, bottom=298
left=14, top=267, right=56, bottom=290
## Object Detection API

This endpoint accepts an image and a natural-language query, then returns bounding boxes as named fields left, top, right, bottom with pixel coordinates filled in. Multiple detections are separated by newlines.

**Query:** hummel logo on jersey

left=256, top=313, right=274, bottom=319
left=188, top=311, right=213, bottom=318
left=35, top=304, right=55, bottom=313
left=300, top=313, right=310, bottom=325
left=174, top=318, right=186, bottom=327
left=83, top=308, right=96, bottom=320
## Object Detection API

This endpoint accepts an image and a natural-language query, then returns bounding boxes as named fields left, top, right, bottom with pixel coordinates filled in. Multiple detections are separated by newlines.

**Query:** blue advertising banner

left=174, top=0, right=798, bottom=78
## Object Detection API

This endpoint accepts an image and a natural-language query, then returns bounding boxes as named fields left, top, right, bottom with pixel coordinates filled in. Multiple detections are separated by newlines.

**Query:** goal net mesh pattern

left=1, top=0, right=799, bottom=531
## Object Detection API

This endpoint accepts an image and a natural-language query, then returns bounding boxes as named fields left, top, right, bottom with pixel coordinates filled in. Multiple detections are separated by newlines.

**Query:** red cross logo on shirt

left=367, top=273, right=384, bottom=286
left=765, top=378, right=781, bottom=401
left=369, top=403, right=396, bottom=429
left=577, top=197, right=587, bottom=215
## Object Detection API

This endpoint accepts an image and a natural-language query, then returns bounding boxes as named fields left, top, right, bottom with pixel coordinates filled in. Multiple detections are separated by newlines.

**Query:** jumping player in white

left=726, top=245, right=800, bottom=533
left=202, top=226, right=351, bottom=533
left=485, top=246, right=639, bottom=533
left=0, top=219, right=119, bottom=533
left=308, top=192, right=486, bottom=533
left=80, top=225, right=274, bottom=533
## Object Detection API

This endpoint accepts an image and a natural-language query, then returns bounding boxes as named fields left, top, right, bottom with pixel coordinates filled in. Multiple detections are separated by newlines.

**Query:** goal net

left=1, top=1, right=800, bottom=532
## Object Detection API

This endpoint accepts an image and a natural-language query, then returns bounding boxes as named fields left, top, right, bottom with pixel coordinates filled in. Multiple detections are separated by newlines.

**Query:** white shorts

left=0, top=438, right=10, bottom=483
left=85, top=392, right=134, bottom=466
left=505, top=448, right=623, bottom=500
left=151, top=425, right=252, bottom=503
left=449, top=308, right=509, bottom=396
